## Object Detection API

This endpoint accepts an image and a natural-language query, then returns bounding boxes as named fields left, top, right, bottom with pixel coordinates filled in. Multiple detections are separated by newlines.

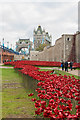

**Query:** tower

left=16, top=38, right=32, bottom=55
left=33, top=25, right=52, bottom=50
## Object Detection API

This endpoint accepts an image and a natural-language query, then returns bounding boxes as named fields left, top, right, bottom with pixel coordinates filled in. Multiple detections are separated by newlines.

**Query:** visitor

left=4, top=60, right=6, bottom=62
left=65, top=61, right=68, bottom=72
left=61, top=61, right=64, bottom=70
left=70, top=61, right=73, bottom=71
left=3, top=60, right=4, bottom=63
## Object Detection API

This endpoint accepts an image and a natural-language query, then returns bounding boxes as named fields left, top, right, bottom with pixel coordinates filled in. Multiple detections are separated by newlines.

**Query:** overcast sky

left=0, top=1, right=79, bottom=49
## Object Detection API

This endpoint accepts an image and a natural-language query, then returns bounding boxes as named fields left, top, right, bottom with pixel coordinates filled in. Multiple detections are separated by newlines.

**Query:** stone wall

left=14, top=55, right=26, bottom=60
left=53, top=36, right=64, bottom=61
left=30, top=32, right=80, bottom=63
left=75, top=32, right=80, bottom=62
left=30, top=51, right=39, bottom=60
left=65, top=34, right=75, bottom=62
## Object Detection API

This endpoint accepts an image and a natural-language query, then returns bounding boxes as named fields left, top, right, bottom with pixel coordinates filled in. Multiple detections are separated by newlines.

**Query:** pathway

left=0, top=64, right=80, bottom=76
left=0, top=66, right=13, bottom=68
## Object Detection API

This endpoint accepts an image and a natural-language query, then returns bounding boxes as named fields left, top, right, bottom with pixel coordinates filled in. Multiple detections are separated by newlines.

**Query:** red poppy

left=28, top=93, right=34, bottom=96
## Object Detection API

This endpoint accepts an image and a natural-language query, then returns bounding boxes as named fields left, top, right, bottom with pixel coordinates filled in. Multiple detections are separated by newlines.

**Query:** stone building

left=54, top=34, right=75, bottom=62
left=30, top=31, right=80, bottom=63
left=33, top=25, right=52, bottom=50
left=16, top=39, right=32, bottom=54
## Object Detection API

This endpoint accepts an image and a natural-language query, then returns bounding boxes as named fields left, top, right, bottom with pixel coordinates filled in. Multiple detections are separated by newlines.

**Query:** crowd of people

left=61, top=60, right=73, bottom=72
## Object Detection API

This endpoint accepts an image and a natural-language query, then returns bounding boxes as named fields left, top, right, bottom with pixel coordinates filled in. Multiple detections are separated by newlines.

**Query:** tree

left=36, top=43, right=47, bottom=51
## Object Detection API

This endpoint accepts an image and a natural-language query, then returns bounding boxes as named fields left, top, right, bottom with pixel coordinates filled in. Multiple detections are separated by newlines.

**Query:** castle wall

left=53, top=36, right=64, bottom=62
left=30, top=51, right=39, bottom=60
left=30, top=32, right=80, bottom=63
left=75, top=32, right=80, bottom=62
left=65, top=34, right=75, bottom=62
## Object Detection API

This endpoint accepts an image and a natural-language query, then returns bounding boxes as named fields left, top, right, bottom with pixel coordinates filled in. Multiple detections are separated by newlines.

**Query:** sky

left=0, top=0, right=79, bottom=50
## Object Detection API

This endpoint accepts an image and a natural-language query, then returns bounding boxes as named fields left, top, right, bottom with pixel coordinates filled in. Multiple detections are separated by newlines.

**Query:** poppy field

left=4, top=61, right=80, bottom=120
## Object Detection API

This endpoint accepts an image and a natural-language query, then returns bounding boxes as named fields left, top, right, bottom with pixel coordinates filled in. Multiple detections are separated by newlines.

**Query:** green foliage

left=36, top=43, right=47, bottom=51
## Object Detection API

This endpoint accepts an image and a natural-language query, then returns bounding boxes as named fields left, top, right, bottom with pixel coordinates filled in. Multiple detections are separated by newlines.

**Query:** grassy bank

left=2, top=68, right=37, bottom=118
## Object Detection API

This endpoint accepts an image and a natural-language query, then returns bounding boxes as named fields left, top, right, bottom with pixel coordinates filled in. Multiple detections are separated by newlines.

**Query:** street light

left=7, top=42, right=9, bottom=49
left=2, top=38, right=4, bottom=49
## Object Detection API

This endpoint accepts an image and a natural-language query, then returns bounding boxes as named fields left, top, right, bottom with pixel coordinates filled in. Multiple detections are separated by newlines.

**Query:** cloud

left=0, top=2, right=78, bottom=48
left=0, top=0, right=79, bottom=2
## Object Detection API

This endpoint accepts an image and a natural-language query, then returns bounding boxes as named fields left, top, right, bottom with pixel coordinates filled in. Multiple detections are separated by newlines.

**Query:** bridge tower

left=16, top=39, right=32, bottom=54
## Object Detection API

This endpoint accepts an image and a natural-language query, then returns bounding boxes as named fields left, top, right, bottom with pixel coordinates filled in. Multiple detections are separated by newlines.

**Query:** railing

left=0, top=45, right=19, bottom=55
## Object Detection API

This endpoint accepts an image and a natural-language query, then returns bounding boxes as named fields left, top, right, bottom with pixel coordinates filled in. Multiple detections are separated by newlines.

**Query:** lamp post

left=1, top=38, right=4, bottom=63
left=13, top=46, right=14, bottom=51
left=7, top=42, right=9, bottom=49
left=2, top=38, right=4, bottom=49
left=1, top=43, right=2, bottom=64
left=11, top=44, right=12, bottom=49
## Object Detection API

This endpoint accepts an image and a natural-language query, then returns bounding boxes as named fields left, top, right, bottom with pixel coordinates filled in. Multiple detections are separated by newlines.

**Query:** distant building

left=33, top=25, right=52, bottom=50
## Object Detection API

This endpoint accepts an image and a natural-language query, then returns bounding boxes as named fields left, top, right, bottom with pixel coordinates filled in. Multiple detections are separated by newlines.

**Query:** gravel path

left=0, top=66, right=13, bottom=68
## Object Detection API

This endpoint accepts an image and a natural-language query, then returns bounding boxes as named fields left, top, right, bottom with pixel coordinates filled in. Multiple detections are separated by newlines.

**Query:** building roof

left=35, top=25, right=43, bottom=34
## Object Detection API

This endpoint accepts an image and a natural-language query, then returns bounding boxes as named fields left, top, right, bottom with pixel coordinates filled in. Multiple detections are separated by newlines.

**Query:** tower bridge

left=16, top=39, right=32, bottom=55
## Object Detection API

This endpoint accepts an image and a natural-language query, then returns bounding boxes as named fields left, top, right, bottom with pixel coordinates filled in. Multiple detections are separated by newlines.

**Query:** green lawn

left=1, top=65, right=13, bottom=67
left=2, top=68, right=38, bottom=118
left=0, top=68, right=2, bottom=120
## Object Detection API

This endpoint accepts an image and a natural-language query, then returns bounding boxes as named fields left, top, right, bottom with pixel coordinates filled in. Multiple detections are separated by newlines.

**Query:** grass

left=39, top=67, right=80, bottom=79
left=76, top=68, right=80, bottom=70
left=1, top=64, right=13, bottom=67
left=35, top=66, right=59, bottom=68
left=1, top=68, right=37, bottom=118
left=39, top=69, right=52, bottom=71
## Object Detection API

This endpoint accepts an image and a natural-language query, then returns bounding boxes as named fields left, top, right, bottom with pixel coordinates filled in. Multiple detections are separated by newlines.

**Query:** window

left=67, top=38, right=69, bottom=41
left=66, top=37, right=71, bottom=41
